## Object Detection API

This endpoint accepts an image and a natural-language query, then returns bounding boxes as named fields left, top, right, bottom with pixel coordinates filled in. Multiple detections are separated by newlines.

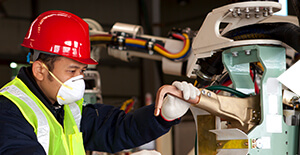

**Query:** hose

left=152, top=33, right=190, bottom=59
left=125, top=38, right=147, bottom=48
left=227, top=0, right=278, bottom=3
left=205, top=85, right=250, bottom=98
left=90, top=34, right=113, bottom=42
left=223, top=22, right=300, bottom=52
left=90, top=32, right=191, bottom=60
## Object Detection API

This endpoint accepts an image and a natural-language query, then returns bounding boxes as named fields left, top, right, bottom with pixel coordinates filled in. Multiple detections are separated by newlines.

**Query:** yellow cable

left=194, top=80, right=198, bottom=87
left=125, top=38, right=147, bottom=46
left=256, top=62, right=264, bottom=72
left=120, top=98, right=134, bottom=110
left=153, top=33, right=190, bottom=59
left=90, top=35, right=112, bottom=42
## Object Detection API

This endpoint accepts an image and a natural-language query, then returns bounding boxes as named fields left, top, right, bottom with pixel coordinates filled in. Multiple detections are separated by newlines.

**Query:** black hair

left=36, top=53, right=62, bottom=72
left=35, top=52, right=63, bottom=81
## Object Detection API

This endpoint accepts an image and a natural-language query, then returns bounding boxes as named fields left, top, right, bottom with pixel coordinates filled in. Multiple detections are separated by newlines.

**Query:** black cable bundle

left=223, top=22, right=300, bottom=52
left=227, top=0, right=278, bottom=3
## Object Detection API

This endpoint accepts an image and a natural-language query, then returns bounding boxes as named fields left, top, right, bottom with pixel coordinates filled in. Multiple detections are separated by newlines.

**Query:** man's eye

left=68, top=70, right=76, bottom=73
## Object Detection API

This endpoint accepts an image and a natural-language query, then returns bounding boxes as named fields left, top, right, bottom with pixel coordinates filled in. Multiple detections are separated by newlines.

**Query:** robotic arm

left=84, top=0, right=298, bottom=87
left=84, top=0, right=300, bottom=154
left=86, top=20, right=193, bottom=76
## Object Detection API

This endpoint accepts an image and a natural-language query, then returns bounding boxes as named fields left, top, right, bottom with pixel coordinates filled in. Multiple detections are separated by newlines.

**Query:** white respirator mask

left=42, top=63, right=85, bottom=105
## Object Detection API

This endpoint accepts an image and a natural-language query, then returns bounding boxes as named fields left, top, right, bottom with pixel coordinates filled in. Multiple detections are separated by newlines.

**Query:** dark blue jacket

left=0, top=67, right=179, bottom=154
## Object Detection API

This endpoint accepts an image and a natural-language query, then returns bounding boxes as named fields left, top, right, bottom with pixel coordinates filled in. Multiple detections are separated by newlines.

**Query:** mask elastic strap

left=41, top=63, right=73, bottom=90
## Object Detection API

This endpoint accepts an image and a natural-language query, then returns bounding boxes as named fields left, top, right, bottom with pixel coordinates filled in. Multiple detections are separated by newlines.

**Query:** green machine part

left=83, top=93, right=97, bottom=105
left=222, top=45, right=298, bottom=154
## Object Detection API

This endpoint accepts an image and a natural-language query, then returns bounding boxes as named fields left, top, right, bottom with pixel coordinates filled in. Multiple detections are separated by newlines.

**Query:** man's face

left=39, top=57, right=87, bottom=104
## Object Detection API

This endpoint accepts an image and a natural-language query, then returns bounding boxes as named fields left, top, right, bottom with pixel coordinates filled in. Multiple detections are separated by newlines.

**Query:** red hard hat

left=22, top=10, right=98, bottom=65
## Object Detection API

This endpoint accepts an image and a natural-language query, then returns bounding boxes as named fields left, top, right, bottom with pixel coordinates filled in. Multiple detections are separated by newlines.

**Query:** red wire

left=154, top=43, right=169, bottom=52
left=125, top=100, right=135, bottom=113
left=250, top=70, right=260, bottom=94
left=172, top=33, right=185, bottom=40
left=222, top=79, right=232, bottom=87
left=154, top=40, right=187, bottom=54
left=254, top=82, right=259, bottom=94
left=154, top=33, right=187, bottom=55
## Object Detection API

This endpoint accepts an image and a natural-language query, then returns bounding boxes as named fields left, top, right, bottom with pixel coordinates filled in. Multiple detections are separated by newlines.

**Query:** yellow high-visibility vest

left=0, top=77, right=85, bottom=155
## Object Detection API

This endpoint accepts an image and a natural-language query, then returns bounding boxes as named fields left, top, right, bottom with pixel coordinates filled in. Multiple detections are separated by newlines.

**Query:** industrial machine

left=85, top=0, right=300, bottom=154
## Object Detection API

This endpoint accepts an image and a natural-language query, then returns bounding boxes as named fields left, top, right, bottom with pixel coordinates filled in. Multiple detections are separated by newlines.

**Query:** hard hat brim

left=72, top=57, right=98, bottom=65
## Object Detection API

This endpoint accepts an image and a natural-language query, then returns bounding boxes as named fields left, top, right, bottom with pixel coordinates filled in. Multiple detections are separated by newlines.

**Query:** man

left=0, top=10, right=200, bottom=154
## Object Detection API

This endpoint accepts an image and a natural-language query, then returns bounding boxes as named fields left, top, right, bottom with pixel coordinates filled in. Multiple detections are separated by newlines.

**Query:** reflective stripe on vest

left=0, top=77, right=85, bottom=155
left=0, top=85, right=50, bottom=154
left=69, top=102, right=81, bottom=130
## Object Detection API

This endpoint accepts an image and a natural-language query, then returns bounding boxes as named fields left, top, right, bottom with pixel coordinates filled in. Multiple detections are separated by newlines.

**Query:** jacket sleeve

left=0, top=96, right=46, bottom=155
left=81, top=103, right=180, bottom=153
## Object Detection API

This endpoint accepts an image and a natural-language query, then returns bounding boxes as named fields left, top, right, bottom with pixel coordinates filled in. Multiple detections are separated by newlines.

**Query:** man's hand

left=158, top=81, right=200, bottom=121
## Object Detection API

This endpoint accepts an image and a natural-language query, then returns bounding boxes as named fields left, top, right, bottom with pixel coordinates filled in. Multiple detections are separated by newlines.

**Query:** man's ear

left=32, top=61, right=46, bottom=81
